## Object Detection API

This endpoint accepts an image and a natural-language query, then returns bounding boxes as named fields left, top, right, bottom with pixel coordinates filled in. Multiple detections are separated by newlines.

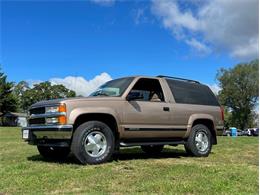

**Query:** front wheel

left=71, top=121, right=115, bottom=165
left=184, top=124, right=212, bottom=157
left=37, top=146, right=70, bottom=160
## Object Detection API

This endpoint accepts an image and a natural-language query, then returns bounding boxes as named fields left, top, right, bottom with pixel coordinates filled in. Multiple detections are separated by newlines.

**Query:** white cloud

left=134, top=8, right=145, bottom=25
left=151, top=0, right=259, bottom=60
left=49, top=72, right=112, bottom=96
left=208, top=83, right=220, bottom=95
left=26, top=73, right=112, bottom=96
left=185, top=38, right=211, bottom=54
left=151, top=0, right=200, bottom=39
left=230, top=37, right=259, bottom=59
left=27, top=79, right=43, bottom=88
left=133, top=7, right=154, bottom=25
left=89, top=0, right=115, bottom=6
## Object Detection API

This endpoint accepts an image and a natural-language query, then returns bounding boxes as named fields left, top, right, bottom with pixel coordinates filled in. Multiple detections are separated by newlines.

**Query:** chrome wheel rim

left=195, top=131, right=209, bottom=152
left=84, top=131, right=107, bottom=157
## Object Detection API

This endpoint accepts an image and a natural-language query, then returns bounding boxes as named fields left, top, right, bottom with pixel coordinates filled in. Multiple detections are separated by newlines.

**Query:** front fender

left=67, top=107, right=121, bottom=126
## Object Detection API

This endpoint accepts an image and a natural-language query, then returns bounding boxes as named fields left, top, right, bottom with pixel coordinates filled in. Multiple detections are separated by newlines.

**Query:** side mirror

left=126, top=92, right=144, bottom=101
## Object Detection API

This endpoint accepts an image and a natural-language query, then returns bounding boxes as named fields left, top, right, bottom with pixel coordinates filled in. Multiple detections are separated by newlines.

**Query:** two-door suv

left=22, top=75, right=224, bottom=164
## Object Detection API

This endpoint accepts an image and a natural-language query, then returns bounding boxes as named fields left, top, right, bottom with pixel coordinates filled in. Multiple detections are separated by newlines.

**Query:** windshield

left=89, top=77, right=134, bottom=97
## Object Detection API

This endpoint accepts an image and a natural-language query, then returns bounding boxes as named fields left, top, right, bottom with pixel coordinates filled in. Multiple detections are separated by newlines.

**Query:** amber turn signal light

left=58, top=115, right=67, bottom=125
left=58, top=104, right=67, bottom=113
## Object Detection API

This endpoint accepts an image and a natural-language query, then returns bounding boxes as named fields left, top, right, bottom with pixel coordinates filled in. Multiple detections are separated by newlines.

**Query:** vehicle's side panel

left=120, top=77, right=187, bottom=139
left=120, top=101, right=185, bottom=138
left=168, top=103, right=223, bottom=138
left=66, top=99, right=125, bottom=133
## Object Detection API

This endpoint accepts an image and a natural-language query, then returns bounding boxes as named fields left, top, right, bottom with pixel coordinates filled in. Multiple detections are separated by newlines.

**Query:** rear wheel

left=37, top=146, right=70, bottom=160
left=141, top=145, right=164, bottom=155
left=184, top=124, right=212, bottom=157
left=71, top=121, right=115, bottom=165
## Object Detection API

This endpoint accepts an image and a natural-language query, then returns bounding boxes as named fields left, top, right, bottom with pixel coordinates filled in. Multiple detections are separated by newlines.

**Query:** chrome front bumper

left=22, top=125, right=73, bottom=141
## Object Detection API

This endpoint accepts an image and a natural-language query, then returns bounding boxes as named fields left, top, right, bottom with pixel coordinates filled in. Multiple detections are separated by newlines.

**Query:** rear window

left=166, top=79, right=219, bottom=106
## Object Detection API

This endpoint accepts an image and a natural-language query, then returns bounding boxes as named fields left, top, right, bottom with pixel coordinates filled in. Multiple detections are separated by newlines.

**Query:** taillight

left=220, top=107, right=224, bottom=121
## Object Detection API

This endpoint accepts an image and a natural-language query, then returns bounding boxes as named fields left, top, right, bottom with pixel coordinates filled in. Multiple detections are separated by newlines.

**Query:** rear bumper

left=22, top=125, right=73, bottom=146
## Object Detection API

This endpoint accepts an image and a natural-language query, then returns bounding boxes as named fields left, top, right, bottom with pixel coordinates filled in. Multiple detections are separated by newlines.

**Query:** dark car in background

left=251, top=128, right=259, bottom=136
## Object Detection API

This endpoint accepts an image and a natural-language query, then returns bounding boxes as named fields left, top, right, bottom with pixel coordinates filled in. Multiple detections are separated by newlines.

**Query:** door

left=122, top=78, right=174, bottom=138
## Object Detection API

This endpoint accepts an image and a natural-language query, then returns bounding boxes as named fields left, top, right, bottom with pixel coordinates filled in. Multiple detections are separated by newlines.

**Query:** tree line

left=0, top=59, right=259, bottom=129
left=0, top=71, right=76, bottom=114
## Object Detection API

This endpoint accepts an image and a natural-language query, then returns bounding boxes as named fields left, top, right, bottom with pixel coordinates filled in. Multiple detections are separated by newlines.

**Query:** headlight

left=45, top=104, right=67, bottom=125
left=45, top=106, right=59, bottom=113
left=45, top=104, right=66, bottom=113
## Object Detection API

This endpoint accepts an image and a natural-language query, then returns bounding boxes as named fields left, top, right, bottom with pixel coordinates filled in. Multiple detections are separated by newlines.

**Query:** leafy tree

left=0, top=68, right=17, bottom=115
left=223, top=107, right=232, bottom=129
left=217, top=59, right=259, bottom=129
left=21, top=81, right=76, bottom=111
left=13, top=81, right=30, bottom=112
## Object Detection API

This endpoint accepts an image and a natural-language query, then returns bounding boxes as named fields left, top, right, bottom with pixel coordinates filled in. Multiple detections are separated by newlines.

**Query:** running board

left=119, top=140, right=185, bottom=147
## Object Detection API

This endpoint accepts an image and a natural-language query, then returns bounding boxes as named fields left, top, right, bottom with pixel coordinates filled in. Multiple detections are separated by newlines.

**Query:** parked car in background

left=241, top=130, right=249, bottom=136
left=237, top=129, right=243, bottom=136
left=222, top=129, right=231, bottom=136
left=251, top=128, right=259, bottom=136
left=245, top=129, right=252, bottom=136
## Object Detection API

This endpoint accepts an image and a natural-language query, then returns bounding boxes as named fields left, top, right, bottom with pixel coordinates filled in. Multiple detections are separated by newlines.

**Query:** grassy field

left=0, top=127, right=259, bottom=194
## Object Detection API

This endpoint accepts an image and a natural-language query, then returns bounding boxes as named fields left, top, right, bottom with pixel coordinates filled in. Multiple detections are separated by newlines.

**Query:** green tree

left=217, top=59, right=259, bottom=129
left=0, top=68, right=17, bottom=115
left=13, top=81, right=30, bottom=112
left=21, top=81, right=76, bottom=111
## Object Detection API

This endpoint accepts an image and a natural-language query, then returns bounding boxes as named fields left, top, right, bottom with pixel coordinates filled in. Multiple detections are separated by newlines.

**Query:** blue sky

left=1, top=0, right=258, bottom=95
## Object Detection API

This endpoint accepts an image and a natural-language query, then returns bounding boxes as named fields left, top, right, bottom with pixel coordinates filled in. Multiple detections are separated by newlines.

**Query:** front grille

left=29, top=118, right=45, bottom=125
left=30, top=107, right=45, bottom=115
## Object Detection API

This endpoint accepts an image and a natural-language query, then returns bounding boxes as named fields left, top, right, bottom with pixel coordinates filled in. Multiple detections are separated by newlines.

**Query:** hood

left=30, top=96, right=123, bottom=108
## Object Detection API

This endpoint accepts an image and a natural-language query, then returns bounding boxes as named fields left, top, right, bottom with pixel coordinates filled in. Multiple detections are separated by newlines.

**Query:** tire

left=141, top=145, right=164, bottom=155
left=71, top=121, right=115, bottom=165
left=184, top=124, right=212, bottom=157
left=37, top=146, right=70, bottom=160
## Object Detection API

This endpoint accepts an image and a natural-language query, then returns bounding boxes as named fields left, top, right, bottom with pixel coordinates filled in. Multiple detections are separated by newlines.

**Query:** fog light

left=46, top=117, right=59, bottom=124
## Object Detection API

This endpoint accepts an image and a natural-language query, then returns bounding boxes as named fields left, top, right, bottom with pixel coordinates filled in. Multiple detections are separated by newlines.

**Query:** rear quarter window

left=166, top=79, right=220, bottom=106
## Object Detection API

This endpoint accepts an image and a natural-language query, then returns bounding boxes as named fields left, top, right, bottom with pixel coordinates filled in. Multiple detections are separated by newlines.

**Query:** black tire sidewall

left=71, top=121, right=115, bottom=164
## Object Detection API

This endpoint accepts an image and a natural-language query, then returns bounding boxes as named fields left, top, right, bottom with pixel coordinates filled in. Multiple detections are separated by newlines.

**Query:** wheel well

left=192, top=119, right=217, bottom=145
left=73, top=113, right=119, bottom=140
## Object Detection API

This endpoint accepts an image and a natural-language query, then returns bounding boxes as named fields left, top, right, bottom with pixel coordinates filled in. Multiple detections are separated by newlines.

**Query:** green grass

left=0, top=127, right=259, bottom=194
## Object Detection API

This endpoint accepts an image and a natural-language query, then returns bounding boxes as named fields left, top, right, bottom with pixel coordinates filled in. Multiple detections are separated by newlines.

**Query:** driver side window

left=128, top=78, right=165, bottom=102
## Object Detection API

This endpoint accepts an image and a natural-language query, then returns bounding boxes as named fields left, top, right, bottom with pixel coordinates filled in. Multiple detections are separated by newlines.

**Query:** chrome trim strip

left=33, top=131, right=72, bottom=139
left=23, top=125, right=73, bottom=130
left=124, top=127, right=187, bottom=131
left=22, top=125, right=73, bottom=140
left=29, top=112, right=66, bottom=119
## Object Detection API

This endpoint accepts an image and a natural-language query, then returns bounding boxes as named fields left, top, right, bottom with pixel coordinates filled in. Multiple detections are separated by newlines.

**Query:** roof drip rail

left=157, top=75, right=200, bottom=84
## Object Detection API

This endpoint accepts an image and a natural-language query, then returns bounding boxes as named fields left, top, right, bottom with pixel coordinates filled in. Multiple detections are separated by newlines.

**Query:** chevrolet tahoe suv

left=22, top=76, right=224, bottom=164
